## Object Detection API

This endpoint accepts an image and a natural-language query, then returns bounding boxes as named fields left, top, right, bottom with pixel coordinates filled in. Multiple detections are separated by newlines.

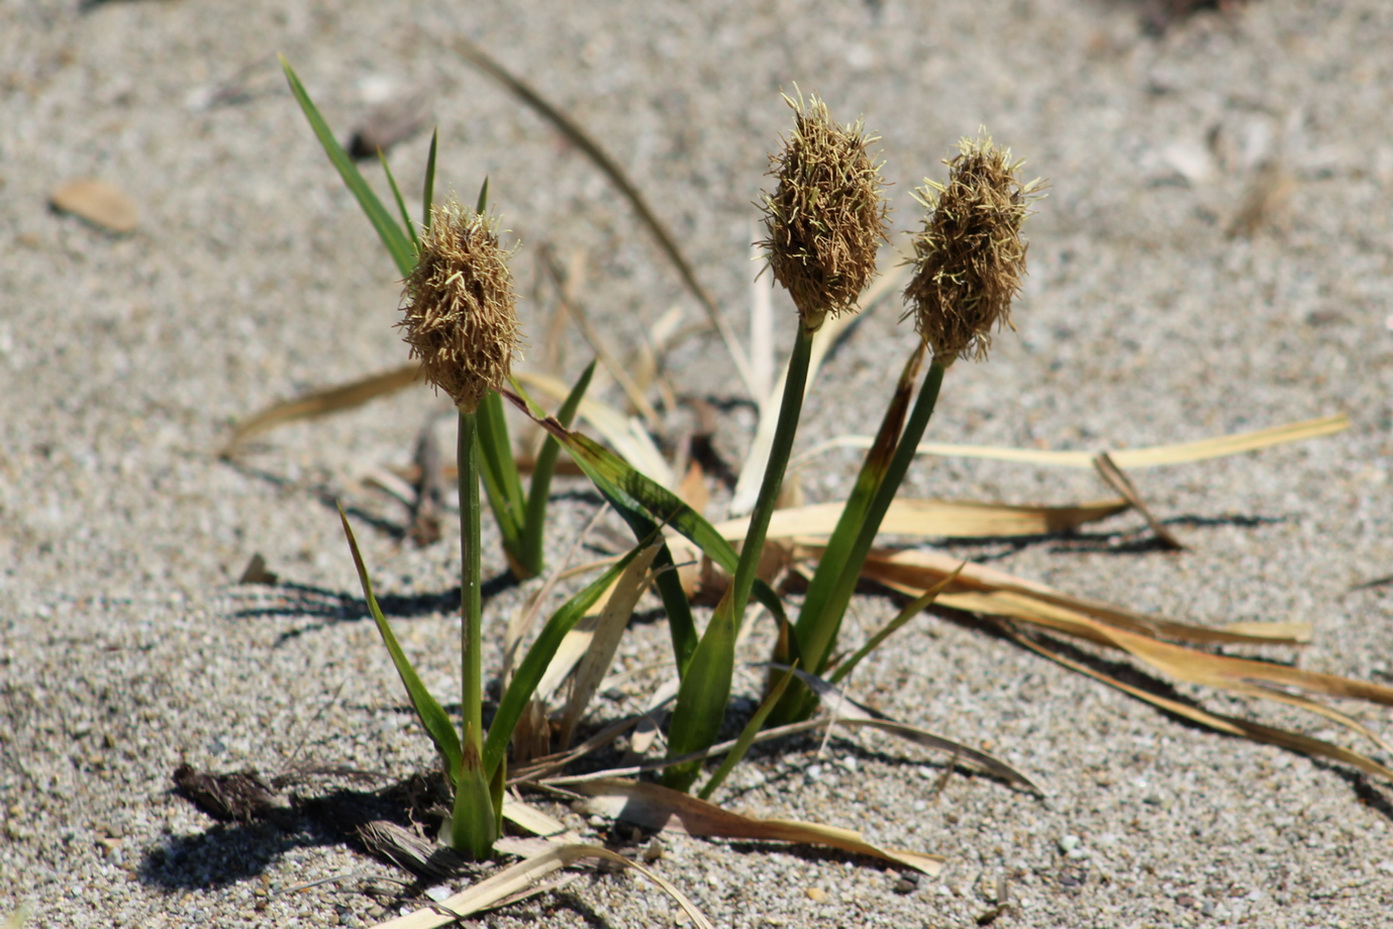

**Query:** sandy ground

left=4, top=0, right=1393, bottom=926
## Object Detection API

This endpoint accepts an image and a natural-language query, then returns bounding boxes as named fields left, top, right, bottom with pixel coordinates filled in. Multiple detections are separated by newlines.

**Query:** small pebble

left=1058, top=834, right=1080, bottom=853
left=892, top=872, right=920, bottom=895
left=805, top=886, right=827, bottom=903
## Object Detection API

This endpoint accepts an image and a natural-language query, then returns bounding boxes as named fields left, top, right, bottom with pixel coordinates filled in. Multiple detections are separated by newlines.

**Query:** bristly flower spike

left=399, top=199, right=523, bottom=412
left=760, top=90, right=890, bottom=332
left=904, top=130, right=1044, bottom=364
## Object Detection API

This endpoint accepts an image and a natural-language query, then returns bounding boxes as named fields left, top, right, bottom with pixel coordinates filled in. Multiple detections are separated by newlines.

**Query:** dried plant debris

left=406, top=420, right=445, bottom=547
left=356, top=820, right=470, bottom=883
left=1226, top=159, right=1296, bottom=238
left=172, top=764, right=295, bottom=826
left=1136, top=0, right=1252, bottom=34
left=49, top=178, right=138, bottom=234
left=236, top=552, right=279, bottom=585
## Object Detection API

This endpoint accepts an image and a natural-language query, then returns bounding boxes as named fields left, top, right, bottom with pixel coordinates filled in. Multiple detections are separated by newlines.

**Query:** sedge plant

left=343, top=199, right=655, bottom=858
left=505, top=103, right=1041, bottom=790
left=399, top=199, right=520, bottom=856
left=658, top=92, right=889, bottom=790
left=280, top=60, right=638, bottom=858
left=768, top=131, right=1044, bottom=722
left=281, top=57, right=578, bottom=580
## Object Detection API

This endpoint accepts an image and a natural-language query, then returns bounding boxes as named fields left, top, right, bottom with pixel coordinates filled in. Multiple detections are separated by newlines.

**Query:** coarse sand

left=3, top=1, right=1393, bottom=926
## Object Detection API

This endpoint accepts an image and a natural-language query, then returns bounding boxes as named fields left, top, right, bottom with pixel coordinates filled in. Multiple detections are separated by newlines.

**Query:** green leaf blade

left=662, top=593, right=739, bottom=792
left=482, top=540, right=652, bottom=778
left=339, top=507, right=461, bottom=781
left=280, top=57, right=415, bottom=276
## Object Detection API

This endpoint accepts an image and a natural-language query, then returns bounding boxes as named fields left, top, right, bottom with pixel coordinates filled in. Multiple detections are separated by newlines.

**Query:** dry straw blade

left=855, top=547, right=1312, bottom=646
left=860, top=549, right=1393, bottom=778
left=224, top=364, right=421, bottom=454
left=368, top=842, right=714, bottom=929
left=712, top=497, right=1131, bottom=542
left=555, top=543, right=661, bottom=747
left=797, top=413, right=1349, bottom=470
left=1006, top=627, right=1393, bottom=784
left=569, top=778, right=946, bottom=875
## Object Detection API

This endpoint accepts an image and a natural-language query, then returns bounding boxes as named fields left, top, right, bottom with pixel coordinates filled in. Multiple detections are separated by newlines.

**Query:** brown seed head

left=759, top=92, right=889, bottom=332
left=399, top=200, right=522, bottom=412
left=904, top=131, right=1044, bottom=363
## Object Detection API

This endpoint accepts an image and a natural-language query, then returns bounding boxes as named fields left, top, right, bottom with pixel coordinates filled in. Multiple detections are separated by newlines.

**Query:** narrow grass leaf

left=662, top=591, right=739, bottom=791
left=421, top=129, right=437, bottom=228
left=698, top=662, right=797, bottom=800
left=280, top=58, right=414, bottom=276
left=521, top=360, right=596, bottom=576
left=730, top=309, right=865, bottom=516
left=504, top=386, right=788, bottom=651
left=475, top=391, right=527, bottom=574
left=449, top=742, right=496, bottom=859
left=504, top=550, right=617, bottom=689
left=792, top=350, right=937, bottom=693
left=378, top=148, right=419, bottom=254
left=484, top=540, right=655, bottom=779
left=571, top=778, right=945, bottom=875
left=339, top=507, right=460, bottom=782
left=368, top=843, right=714, bottom=929
left=514, top=370, right=673, bottom=486
left=731, top=264, right=910, bottom=509
left=831, top=563, right=964, bottom=685
left=558, top=542, right=660, bottom=747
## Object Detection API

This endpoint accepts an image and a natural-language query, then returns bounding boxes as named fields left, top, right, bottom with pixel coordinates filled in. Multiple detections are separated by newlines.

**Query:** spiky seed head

left=759, top=92, right=889, bottom=332
left=399, top=200, right=522, bottom=413
left=904, top=131, right=1044, bottom=363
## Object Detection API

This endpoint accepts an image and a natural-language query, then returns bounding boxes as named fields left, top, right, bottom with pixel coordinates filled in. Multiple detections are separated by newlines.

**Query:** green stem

left=797, top=357, right=947, bottom=679
left=659, top=324, right=814, bottom=792
left=730, top=325, right=815, bottom=625
left=459, top=410, right=484, bottom=755
left=452, top=408, right=496, bottom=858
